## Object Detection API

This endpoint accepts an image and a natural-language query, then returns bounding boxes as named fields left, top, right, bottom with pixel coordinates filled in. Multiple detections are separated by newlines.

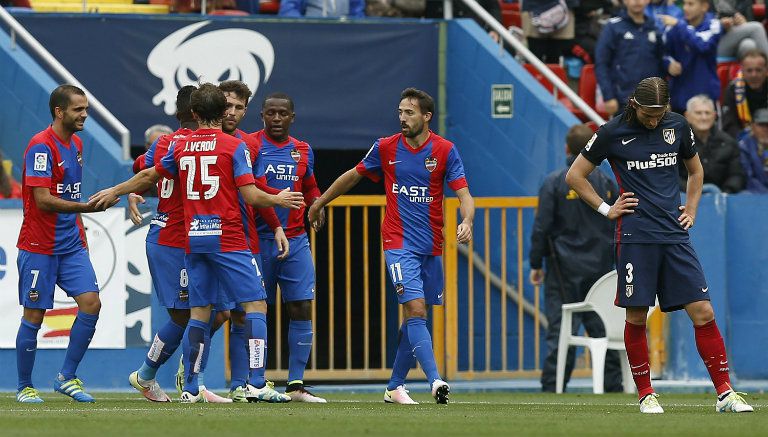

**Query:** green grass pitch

left=1, top=392, right=764, bottom=436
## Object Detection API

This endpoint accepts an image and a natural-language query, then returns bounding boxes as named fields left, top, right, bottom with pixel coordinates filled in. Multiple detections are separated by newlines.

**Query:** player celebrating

left=565, top=77, right=753, bottom=414
left=218, top=80, right=291, bottom=403
left=90, top=84, right=303, bottom=403
left=308, top=88, right=474, bottom=404
left=15, top=85, right=117, bottom=403
left=251, top=92, right=326, bottom=403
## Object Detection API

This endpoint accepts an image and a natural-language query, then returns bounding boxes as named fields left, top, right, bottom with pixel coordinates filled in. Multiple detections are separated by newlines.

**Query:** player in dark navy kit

left=251, top=93, right=327, bottom=403
left=90, top=84, right=304, bottom=403
left=309, top=88, right=475, bottom=404
left=566, top=77, right=753, bottom=414
left=15, top=85, right=117, bottom=403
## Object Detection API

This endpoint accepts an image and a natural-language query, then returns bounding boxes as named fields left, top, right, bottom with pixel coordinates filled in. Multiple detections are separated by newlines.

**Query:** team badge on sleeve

left=663, top=129, right=676, bottom=145
left=424, top=157, right=437, bottom=172
left=34, top=153, right=47, bottom=171
left=290, top=149, right=301, bottom=163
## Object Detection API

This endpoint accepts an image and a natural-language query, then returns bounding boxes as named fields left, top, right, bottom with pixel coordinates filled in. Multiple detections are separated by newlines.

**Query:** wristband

left=597, top=202, right=610, bottom=217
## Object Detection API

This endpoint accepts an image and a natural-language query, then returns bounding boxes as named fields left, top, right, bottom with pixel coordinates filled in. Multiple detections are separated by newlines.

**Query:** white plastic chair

left=555, top=270, right=641, bottom=394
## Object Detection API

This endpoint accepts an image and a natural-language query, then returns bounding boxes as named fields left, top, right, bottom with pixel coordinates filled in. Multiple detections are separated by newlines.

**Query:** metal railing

left=0, top=7, right=132, bottom=160
left=446, top=0, right=607, bottom=126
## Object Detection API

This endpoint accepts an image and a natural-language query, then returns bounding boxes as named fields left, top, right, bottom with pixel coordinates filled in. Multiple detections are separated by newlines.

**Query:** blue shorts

left=230, top=254, right=265, bottom=312
left=17, top=248, right=99, bottom=309
left=261, top=234, right=315, bottom=304
left=185, top=251, right=267, bottom=308
left=616, top=242, right=709, bottom=312
left=384, top=249, right=444, bottom=305
left=146, top=242, right=190, bottom=309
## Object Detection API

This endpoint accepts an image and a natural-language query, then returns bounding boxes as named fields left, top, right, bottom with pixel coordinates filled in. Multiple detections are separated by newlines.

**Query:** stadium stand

left=29, top=0, right=169, bottom=13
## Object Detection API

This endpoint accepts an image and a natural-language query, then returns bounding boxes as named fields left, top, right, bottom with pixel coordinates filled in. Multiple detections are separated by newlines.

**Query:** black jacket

left=529, top=157, right=617, bottom=275
left=721, top=80, right=768, bottom=140
left=678, top=127, right=746, bottom=193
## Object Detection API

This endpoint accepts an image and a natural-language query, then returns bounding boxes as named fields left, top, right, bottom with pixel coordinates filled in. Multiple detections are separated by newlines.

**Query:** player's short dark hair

left=190, top=83, right=227, bottom=125
left=219, top=81, right=253, bottom=106
left=623, top=77, right=670, bottom=124
left=262, top=92, right=294, bottom=111
left=400, top=88, right=434, bottom=115
left=740, top=48, right=768, bottom=65
left=176, top=85, right=197, bottom=123
left=565, top=124, right=595, bottom=156
left=48, top=85, right=86, bottom=119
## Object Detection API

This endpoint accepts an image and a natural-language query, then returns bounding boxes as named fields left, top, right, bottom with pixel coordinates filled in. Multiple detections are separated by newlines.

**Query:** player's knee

left=242, top=300, right=267, bottom=314
left=23, top=308, right=45, bottom=325
left=168, top=308, right=190, bottom=326
left=403, top=299, right=427, bottom=319
left=77, top=294, right=101, bottom=315
left=231, top=310, right=246, bottom=326
left=287, top=300, right=312, bottom=320
left=625, top=307, right=648, bottom=325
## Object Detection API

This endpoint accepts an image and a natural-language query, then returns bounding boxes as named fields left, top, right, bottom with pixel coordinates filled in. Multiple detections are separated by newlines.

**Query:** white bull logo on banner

left=147, top=21, right=275, bottom=115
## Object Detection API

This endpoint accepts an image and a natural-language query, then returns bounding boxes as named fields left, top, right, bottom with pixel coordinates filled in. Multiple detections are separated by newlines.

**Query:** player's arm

left=88, top=167, right=162, bottom=210
left=680, top=154, right=703, bottom=230
left=455, top=187, right=474, bottom=244
left=565, top=154, right=638, bottom=220
left=128, top=193, right=146, bottom=225
left=32, top=187, right=115, bottom=213
left=239, top=185, right=304, bottom=209
left=308, top=168, right=363, bottom=230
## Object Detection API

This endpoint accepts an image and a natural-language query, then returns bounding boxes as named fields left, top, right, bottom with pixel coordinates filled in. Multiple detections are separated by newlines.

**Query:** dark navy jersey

left=581, top=112, right=697, bottom=244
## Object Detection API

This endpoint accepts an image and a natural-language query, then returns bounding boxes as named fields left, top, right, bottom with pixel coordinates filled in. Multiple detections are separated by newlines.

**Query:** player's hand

left=678, top=205, right=695, bottom=230
left=276, top=188, right=305, bottom=210
left=308, top=201, right=326, bottom=231
left=274, top=227, right=290, bottom=260
left=604, top=99, right=619, bottom=115
left=529, top=268, right=544, bottom=286
left=608, top=192, right=639, bottom=219
left=668, top=60, right=682, bottom=77
left=457, top=222, right=472, bottom=244
left=88, top=187, right=120, bottom=211
left=128, top=193, right=146, bottom=225
left=659, top=14, right=678, bottom=27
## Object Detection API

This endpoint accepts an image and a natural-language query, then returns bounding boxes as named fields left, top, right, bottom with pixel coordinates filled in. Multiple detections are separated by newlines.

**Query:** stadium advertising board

left=0, top=208, right=151, bottom=349
left=13, top=15, right=439, bottom=150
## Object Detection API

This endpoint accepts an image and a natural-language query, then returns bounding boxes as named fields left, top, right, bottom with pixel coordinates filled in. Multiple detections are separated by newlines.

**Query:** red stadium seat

left=499, top=0, right=521, bottom=28
left=754, top=4, right=765, bottom=21
left=576, top=64, right=608, bottom=120
left=260, top=0, right=280, bottom=14
left=209, top=9, right=250, bottom=15
left=523, top=63, right=581, bottom=116
left=717, top=61, right=740, bottom=102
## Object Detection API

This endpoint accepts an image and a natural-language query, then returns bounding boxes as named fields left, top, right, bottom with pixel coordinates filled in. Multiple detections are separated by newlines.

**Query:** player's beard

left=64, top=115, right=85, bottom=132
left=402, top=121, right=424, bottom=138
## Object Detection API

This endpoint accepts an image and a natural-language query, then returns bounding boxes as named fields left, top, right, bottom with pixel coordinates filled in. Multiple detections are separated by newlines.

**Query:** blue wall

left=0, top=26, right=135, bottom=194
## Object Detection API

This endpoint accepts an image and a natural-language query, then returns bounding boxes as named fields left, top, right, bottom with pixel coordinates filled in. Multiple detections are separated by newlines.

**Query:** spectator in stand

left=738, top=108, right=768, bottom=192
left=715, top=1, right=768, bottom=59
left=365, top=0, right=425, bottom=17
left=144, top=124, right=172, bottom=151
left=522, top=0, right=577, bottom=63
left=680, top=95, right=745, bottom=193
left=646, top=0, right=683, bottom=32
left=660, top=0, right=722, bottom=114
left=595, top=0, right=667, bottom=116
left=721, top=49, right=768, bottom=139
left=568, top=0, right=614, bottom=65
left=279, top=0, right=365, bottom=17
left=0, top=151, right=22, bottom=199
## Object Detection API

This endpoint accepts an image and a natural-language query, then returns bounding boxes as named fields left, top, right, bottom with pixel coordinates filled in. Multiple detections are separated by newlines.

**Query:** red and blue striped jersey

left=134, top=128, right=192, bottom=249
left=251, top=130, right=321, bottom=239
left=17, top=126, right=87, bottom=255
left=356, top=132, right=467, bottom=256
left=155, top=128, right=255, bottom=253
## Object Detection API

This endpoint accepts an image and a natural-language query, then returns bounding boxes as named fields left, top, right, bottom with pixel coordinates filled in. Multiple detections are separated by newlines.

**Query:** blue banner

left=13, top=14, right=439, bottom=150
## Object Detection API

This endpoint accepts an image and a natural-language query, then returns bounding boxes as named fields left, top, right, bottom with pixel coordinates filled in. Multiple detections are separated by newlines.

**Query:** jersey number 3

left=179, top=156, right=220, bottom=200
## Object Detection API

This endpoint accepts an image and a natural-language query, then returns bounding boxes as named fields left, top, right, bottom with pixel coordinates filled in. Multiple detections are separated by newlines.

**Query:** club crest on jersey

left=290, top=149, right=301, bottom=163
left=663, top=129, right=675, bottom=145
left=424, top=157, right=438, bottom=172
left=28, top=290, right=39, bottom=302
left=77, top=151, right=83, bottom=166
left=625, top=284, right=634, bottom=298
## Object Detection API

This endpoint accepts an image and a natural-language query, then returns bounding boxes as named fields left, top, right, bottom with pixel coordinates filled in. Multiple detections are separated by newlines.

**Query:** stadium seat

left=716, top=61, right=740, bottom=102
left=499, top=0, right=521, bottom=29
left=577, top=64, right=609, bottom=119
left=555, top=271, right=656, bottom=394
left=260, top=0, right=280, bottom=14
left=523, top=63, right=578, bottom=115
left=754, top=4, right=765, bottom=21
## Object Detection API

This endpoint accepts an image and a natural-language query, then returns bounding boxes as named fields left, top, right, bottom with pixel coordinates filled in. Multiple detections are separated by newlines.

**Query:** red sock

left=694, top=320, right=732, bottom=395
left=624, top=321, right=654, bottom=400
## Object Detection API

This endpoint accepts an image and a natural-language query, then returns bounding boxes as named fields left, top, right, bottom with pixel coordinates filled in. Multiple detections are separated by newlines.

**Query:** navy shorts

left=261, top=234, right=315, bottom=304
left=384, top=249, right=444, bottom=305
left=616, top=242, right=709, bottom=312
left=185, top=250, right=267, bottom=308
left=17, top=248, right=99, bottom=309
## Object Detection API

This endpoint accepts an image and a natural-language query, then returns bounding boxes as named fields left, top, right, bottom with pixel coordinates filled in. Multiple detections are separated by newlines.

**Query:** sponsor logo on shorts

left=701, top=287, right=708, bottom=293
left=625, top=284, right=634, bottom=298
left=179, top=290, right=189, bottom=302
left=28, top=290, right=39, bottom=302
left=395, top=283, right=404, bottom=295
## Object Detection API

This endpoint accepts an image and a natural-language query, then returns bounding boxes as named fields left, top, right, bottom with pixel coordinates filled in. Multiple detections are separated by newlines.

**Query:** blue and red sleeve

left=446, top=146, right=468, bottom=191
left=355, top=140, right=383, bottom=182
left=24, top=143, right=53, bottom=188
